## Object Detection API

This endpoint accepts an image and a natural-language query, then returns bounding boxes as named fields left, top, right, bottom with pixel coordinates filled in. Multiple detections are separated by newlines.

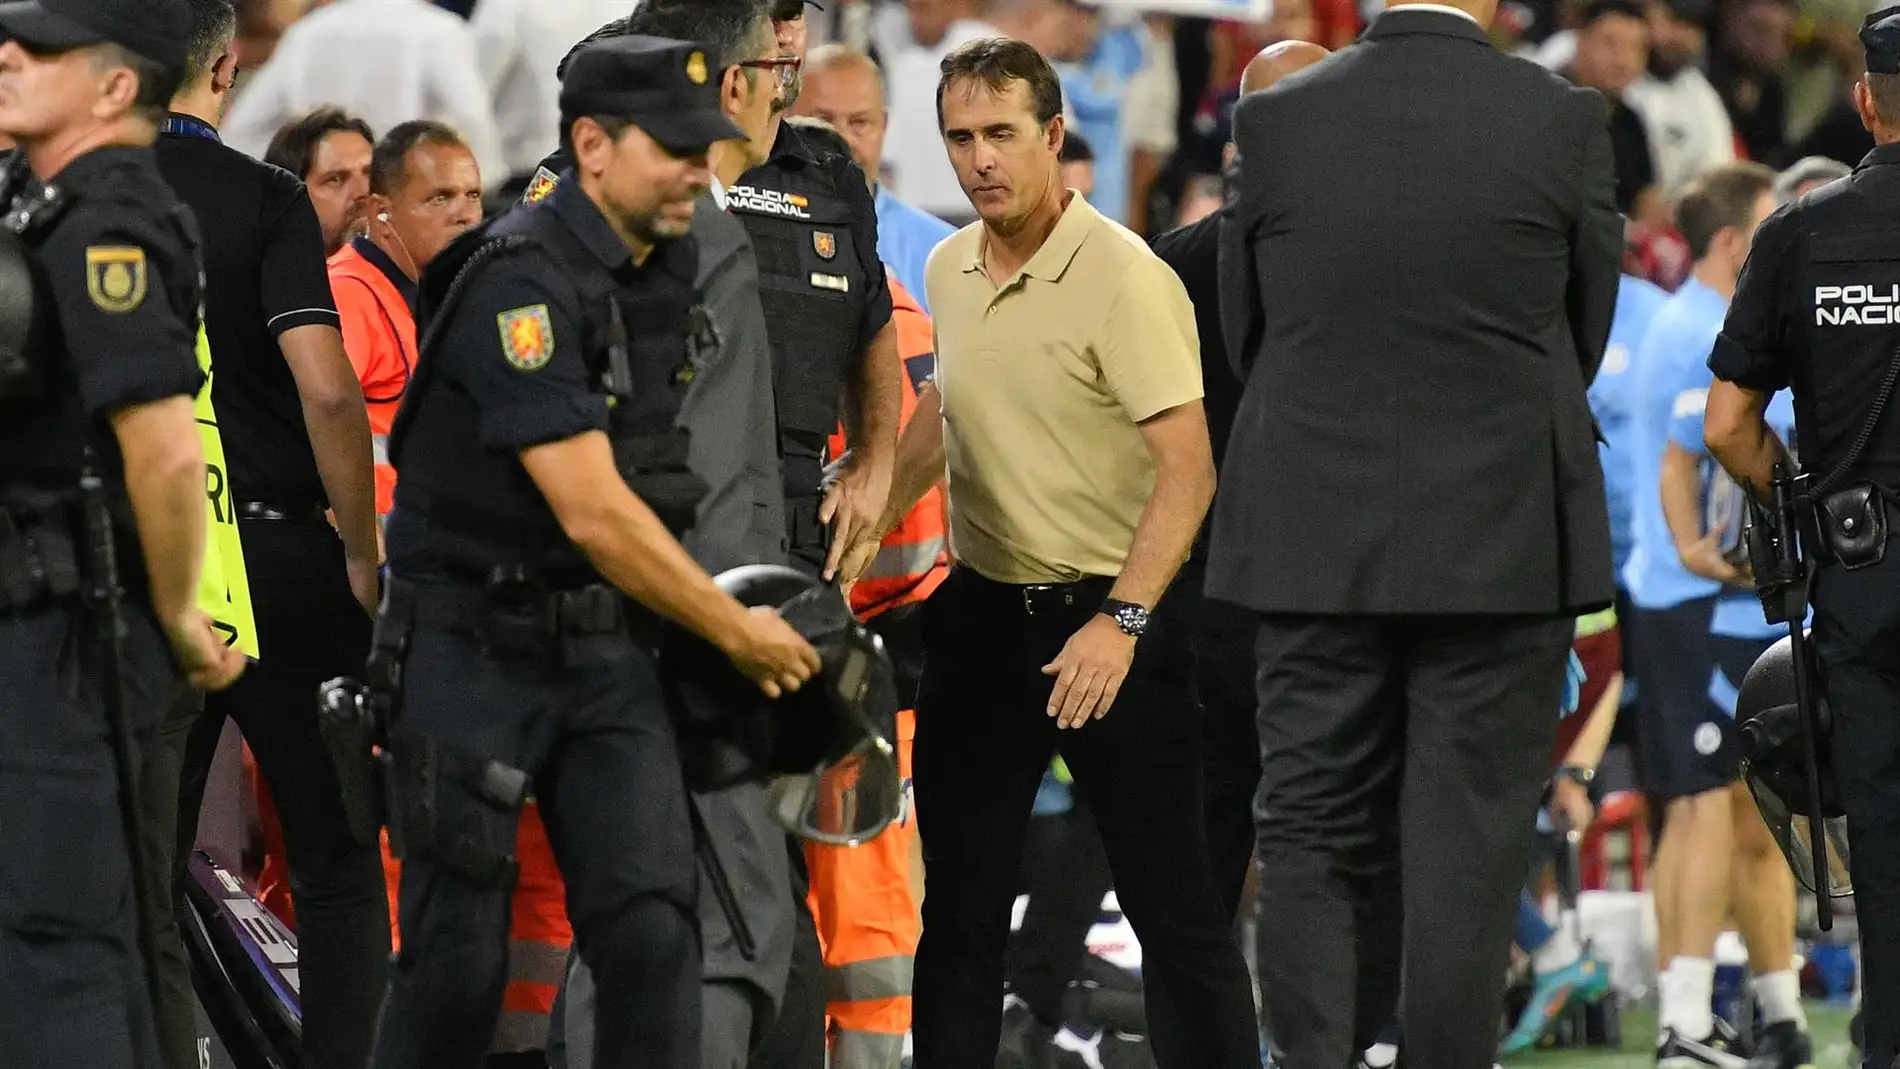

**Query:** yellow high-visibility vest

left=194, top=323, right=258, bottom=659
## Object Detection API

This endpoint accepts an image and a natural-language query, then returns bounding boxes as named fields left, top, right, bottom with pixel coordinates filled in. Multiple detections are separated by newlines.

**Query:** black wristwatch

left=1556, top=764, right=1595, bottom=788
left=1098, top=598, right=1150, bottom=637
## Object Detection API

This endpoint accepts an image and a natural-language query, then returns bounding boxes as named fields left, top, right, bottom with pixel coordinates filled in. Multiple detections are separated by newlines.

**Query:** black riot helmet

left=1735, top=633, right=1853, bottom=898
left=662, top=565, right=902, bottom=846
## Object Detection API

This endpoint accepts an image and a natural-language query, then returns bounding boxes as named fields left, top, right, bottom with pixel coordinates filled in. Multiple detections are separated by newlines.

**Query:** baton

left=1772, top=464, right=1832, bottom=931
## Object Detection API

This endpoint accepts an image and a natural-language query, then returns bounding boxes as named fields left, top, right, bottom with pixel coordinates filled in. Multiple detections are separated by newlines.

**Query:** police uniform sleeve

left=40, top=205, right=203, bottom=417
left=259, top=176, right=341, bottom=335
left=439, top=259, right=607, bottom=450
left=1710, top=206, right=1800, bottom=392
left=841, top=159, right=894, bottom=353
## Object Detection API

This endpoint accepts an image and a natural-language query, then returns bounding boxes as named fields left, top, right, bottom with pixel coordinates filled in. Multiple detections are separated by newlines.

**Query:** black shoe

left=997, top=1001, right=1055, bottom=1069
left=1656, top=1027, right=1749, bottom=1069
left=1744, top=1021, right=1814, bottom=1069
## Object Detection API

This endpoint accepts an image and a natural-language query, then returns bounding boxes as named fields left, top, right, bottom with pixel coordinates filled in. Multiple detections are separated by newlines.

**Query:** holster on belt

left=1812, top=482, right=1892, bottom=570
left=385, top=731, right=531, bottom=890
left=317, top=579, right=415, bottom=846
left=0, top=503, right=83, bottom=612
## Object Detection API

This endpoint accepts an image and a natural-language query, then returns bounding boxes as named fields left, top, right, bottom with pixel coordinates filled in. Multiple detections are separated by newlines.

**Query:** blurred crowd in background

left=215, top=0, right=1888, bottom=284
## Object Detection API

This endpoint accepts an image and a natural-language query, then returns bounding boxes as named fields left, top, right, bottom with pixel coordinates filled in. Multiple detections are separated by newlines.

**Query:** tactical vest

left=387, top=202, right=709, bottom=586
left=731, top=143, right=867, bottom=498
left=0, top=153, right=67, bottom=409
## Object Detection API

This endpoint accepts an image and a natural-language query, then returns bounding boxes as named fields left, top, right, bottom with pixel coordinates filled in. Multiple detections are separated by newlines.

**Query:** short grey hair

left=804, top=43, right=886, bottom=100
left=1774, top=156, right=1852, bottom=204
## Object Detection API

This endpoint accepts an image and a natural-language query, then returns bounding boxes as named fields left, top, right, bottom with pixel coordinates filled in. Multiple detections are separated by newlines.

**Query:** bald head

left=805, top=43, right=885, bottom=100
left=1240, top=39, right=1332, bottom=96
left=794, top=43, right=891, bottom=192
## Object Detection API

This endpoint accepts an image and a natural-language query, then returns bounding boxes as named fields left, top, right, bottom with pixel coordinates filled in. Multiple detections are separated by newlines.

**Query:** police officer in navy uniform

left=0, top=0, right=247, bottom=1061
left=364, top=35, right=821, bottom=1069
left=735, top=0, right=899, bottom=584
left=1705, top=10, right=1900, bottom=1067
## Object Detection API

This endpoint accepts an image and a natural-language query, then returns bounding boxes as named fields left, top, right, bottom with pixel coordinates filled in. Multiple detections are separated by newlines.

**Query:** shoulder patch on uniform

left=498, top=304, right=554, bottom=371
left=86, top=245, right=147, bottom=313
left=522, top=166, right=560, bottom=205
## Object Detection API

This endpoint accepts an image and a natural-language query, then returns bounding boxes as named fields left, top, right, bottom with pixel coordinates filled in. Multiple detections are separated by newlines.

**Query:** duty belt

left=0, top=503, right=82, bottom=613
left=401, top=579, right=630, bottom=637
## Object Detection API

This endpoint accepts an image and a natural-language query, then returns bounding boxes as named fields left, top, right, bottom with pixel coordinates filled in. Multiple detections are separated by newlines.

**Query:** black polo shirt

left=154, top=113, right=341, bottom=507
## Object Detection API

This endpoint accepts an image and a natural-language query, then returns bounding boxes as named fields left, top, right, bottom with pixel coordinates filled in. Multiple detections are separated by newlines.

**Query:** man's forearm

left=283, top=326, right=379, bottom=562
left=879, top=381, right=945, bottom=531
left=1109, top=463, right=1213, bottom=609
left=523, top=436, right=754, bottom=652
left=1660, top=443, right=1709, bottom=558
left=112, top=396, right=210, bottom=624
left=1712, top=423, right=1789, bottom=506
left=846, top=321, right=902, bottom=471
left=306, top=395, right=379, bottom=557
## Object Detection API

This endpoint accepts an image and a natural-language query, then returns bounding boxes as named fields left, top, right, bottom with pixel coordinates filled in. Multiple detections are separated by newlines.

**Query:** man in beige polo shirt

left=839, top=36, right=1259, bottom=1069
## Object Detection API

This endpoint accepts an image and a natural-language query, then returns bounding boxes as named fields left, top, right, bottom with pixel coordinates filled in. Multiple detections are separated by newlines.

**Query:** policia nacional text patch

left=499, top=304, right=554, bottom=371
left=87, top=246, right=147, bottom=313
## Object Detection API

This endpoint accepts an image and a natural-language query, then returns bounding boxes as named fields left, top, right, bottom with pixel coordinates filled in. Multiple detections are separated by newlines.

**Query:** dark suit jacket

left=1209, top=7, right=1623, bottom=616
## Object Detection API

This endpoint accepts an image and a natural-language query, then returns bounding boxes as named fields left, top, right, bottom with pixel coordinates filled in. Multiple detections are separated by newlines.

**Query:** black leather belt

left=991, top=575, right=1112, bottom=617
left=236, top=499, right=328, bottom=524
left=405, top=579, right=629, bottom=637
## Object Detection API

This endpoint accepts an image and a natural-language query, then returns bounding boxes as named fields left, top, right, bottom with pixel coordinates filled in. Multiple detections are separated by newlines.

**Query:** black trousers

left=911, top=567, right=1258, bottom=1069
left=0, top=602, right=172, bottom=1069
left=1003, top=568, right=1261, bottom=1025
left=173, top=516, right=385, bottom=1069
left=1811, top=556, right=1900, bottom=1069
left=141, top=686, right=204, bottom=1069
left=367, top=620, right=700, bottom=1069
left=1182, top=558, right=1266, bottom=924
left=1006, top=801, right=1115, bottom=1028
left=1250, top=612, right=1570, bottom=1069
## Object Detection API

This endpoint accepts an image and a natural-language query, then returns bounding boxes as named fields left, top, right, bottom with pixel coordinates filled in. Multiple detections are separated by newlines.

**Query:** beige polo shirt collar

left=960, top=190, right=1096, bottom=288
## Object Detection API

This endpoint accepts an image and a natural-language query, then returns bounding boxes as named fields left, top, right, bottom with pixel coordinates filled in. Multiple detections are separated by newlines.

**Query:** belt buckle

left=560, top=586, right=619, bottom=633
left=1021, top=584, right=1074, bottom=616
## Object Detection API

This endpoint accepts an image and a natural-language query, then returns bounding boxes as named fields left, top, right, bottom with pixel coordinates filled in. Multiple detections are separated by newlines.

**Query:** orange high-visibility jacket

left=328, top=241, right=415, bottom=516
left=826, top=277, right=950, bottom=620
left=811, top=274, right=936, bottom=1068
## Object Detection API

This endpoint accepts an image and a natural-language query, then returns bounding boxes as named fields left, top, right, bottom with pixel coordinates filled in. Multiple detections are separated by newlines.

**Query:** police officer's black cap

left=560, top=35, right=747, bottom=155
left=0, top=0, right=190, bottom=75
left=1863, top=4, right=1900, bottom=75
left=772, top=0, right=823, bottom=17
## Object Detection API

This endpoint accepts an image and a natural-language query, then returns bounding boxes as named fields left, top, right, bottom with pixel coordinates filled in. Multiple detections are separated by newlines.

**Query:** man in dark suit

left=1209, top=0, right=1624, bottom=1064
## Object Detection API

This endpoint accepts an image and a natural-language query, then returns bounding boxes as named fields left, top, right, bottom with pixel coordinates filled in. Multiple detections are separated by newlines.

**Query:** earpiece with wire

left=374, top=210, right=420, bottom=279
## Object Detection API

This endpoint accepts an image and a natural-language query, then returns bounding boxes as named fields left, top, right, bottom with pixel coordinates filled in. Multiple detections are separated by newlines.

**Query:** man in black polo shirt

left=154, top=4, right=387, bottom=1069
